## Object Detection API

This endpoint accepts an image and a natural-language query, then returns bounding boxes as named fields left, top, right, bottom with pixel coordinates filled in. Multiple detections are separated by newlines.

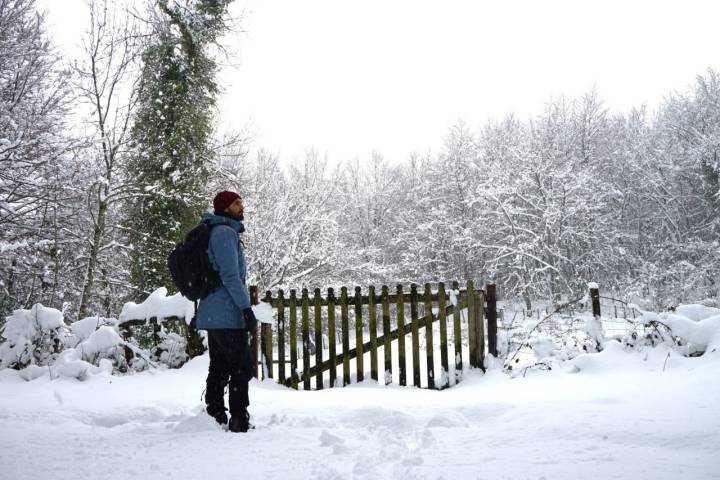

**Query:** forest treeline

left=2, top=0, right=719, bottom=322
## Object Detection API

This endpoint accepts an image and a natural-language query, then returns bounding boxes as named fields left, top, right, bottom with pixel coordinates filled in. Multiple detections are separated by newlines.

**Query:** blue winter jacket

left=195, top=212, right=251, bottom=330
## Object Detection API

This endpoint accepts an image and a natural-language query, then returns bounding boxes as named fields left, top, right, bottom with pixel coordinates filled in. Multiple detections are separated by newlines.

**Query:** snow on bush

left=674, top=304, right=720, bottom=322
left=0, top=304, right=65, bottom=369
left=1, top=305, right=136, bottom=379
left=643, top=310, right=720, bottom=354
left=78, top=326, right=123, bottom=359
left=501, top=300, right=720, bottom=374
left=53, top=348, right=113, bottom=380
left=68, top=317, right=117, bottom=347
left=119, top=287, right=194, bottom=324
left=153, top=332, right=188, bottom=369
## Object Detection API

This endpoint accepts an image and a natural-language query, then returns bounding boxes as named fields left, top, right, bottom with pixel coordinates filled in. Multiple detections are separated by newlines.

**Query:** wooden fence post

left=438, top=282, right=449, bottom=389
left=467, top=280, right=478, bottom=368
left=341, top=287, right=350, bottom=386
left=410, top=284, right=421, bottom=387
left=354, top=286, right=364, bottom=383
left=275, top=289, right=285, bottom=384
left=289, top=289, right=298, bottom=389
left=423, top=283, right=435, bottom=389
left=476, top=288, right=485, bottom=372
left=369, top=285, right=378, bottom=382
left=301, top=288, right=311, bottom=390
left=452, top=280, right=462, bottom=382
left=249, top=286, right=260, bottom=378
left=486, top=284, right=498, bottom=358
left=262, top=290, right=275, bottom=380
left=381, top=285, right=392, bottom=384
left=327, top=288, right=337, bottom=388
left=590, top=285, right=601, bottom=319
left=396, top=285, right=407, bottom=386
left=313, top=288, right=323, bottom=390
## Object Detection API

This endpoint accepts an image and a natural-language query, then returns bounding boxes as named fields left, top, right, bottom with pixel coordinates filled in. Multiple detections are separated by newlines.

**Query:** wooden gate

left=252, top=281, right=492, bottom=390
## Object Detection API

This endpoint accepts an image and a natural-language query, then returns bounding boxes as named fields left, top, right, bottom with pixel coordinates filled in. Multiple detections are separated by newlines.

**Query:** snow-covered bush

left=0, top=304, right=66, bottom=369
left=67, top=316, right=117, bottom=347
left=501, top=301, right=720, bottom=374
left=1, top=304, right=131, bottom=378
left=119, top=287, right=196, bottom=370
left=152, top=331, right=188, bottom=369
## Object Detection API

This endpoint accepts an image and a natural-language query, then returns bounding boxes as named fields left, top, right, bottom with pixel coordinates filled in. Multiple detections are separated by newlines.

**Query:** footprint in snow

left=319, top=429, right=344, bottom=446
left=319, top=430, right=351, bottom=454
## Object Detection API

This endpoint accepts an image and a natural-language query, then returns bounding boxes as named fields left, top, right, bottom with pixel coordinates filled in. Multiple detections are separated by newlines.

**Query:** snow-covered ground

left=1, top=341, right=719, bottom=480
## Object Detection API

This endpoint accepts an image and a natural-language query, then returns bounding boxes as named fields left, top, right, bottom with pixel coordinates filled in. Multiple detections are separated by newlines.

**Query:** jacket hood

left=200, top=212, right=245, bottom=233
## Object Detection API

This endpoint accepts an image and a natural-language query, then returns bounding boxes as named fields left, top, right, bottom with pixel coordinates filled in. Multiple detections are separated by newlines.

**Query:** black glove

left=243, top=307, right=258, bottom=331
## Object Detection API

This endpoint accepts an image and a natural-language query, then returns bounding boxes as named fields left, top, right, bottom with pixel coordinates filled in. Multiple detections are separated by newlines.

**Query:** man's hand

left=243, top=307, right=258, bottom=331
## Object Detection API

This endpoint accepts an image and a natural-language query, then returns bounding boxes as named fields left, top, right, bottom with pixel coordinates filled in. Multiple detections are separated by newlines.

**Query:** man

left=196, top=190, right=257, bottom=433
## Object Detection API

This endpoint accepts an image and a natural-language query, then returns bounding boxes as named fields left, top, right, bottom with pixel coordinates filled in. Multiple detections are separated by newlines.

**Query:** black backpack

left=168, top=222, right=221, bottom=301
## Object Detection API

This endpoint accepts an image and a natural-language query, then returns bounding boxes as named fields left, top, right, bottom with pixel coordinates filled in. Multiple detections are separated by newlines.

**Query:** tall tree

left=74, top=0, right=143, bottom=318
left=0, top=0, right=73, bottom=316
left=125, top=0, right=233, bottom=297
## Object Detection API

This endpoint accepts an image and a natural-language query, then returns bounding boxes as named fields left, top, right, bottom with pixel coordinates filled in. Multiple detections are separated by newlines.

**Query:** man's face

left=225, top=197, right=244, bottom=220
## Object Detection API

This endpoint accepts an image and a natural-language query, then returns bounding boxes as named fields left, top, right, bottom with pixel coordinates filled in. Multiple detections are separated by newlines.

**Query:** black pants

left=205, top=329, right=254, bottom=417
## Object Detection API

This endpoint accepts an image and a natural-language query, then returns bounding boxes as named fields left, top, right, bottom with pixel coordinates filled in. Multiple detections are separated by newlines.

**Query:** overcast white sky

left=41, top=0, right=720, bottom=164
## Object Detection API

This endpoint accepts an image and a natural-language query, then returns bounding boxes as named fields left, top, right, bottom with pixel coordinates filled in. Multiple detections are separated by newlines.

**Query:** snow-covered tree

left=73, top=0, right=143, bottom=318
left=125, top=0, right=234, bottom=298
left=0, top=0, right=73, bottom=317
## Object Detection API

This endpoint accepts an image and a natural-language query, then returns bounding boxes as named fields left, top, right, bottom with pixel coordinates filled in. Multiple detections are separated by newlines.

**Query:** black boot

left=228, top=409, right=252, bottom=433
left=206, top=405, right=228, bottom=426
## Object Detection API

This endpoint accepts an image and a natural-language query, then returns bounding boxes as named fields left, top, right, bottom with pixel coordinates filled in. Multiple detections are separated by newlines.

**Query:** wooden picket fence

left=250, top=281, right=497, bottom=390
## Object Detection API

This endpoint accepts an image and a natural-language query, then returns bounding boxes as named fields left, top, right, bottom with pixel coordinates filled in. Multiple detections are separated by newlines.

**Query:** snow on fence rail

left=255, top=281, right=497, bottom=390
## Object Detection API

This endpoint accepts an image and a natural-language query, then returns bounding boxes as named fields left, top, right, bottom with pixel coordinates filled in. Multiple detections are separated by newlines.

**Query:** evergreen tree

left=126, top=0, right=233, bottom=297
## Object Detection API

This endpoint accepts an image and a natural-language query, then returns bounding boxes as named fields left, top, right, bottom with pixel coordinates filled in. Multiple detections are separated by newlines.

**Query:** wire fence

left=496, top=293, right=647, bottom=371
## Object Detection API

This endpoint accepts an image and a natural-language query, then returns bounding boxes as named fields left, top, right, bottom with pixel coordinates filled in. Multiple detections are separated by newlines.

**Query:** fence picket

left=476, top=288, right=485, bottom=370
left=396, top=285, right=407, bottom=386
left=314, top=288, right=323, bottom=390
left=486, top=284, right=497, bottom=357
left=277, top=290, right=285, bottom=384
left=423, top=283, right=435, bottom=389
left=369, top=285, right=378, bottom=382
left=467, top=280, right=478, bottom=368
left=263, top=290, right=275, bottom=379
left=301, top=288, right=311, bottom=390
left=289, top=289, right=298, bottom=389
left=341, top=287, right=350, bottom=386
left=381, top=285, right=391, bottom=384
left=452, top=280, right=462, bottom=381
left=410, top=284, right=421, bottom=387
left=327, top=288, right=337, bottom=388
left=438, top=282, right=449, bottom=388
left=355, top=286, right=364, bottom=383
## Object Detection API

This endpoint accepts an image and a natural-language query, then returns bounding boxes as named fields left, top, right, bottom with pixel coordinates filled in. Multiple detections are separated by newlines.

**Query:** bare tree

left=73, top=0, right=143, bottom=318
left=0, top=0, right=73, bottom=315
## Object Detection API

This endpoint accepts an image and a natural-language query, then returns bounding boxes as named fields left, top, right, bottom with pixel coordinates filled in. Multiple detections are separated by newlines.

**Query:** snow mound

left=119, top=287, right=194, bottom=324
left=674, top=304, right=720, bottom=322
left=172, top=410, right=224, bottom=433
left=70, top=317, right=101, bottom=342
left=663, top=313, right=720, bottom=353
left=1, top=304, right=64, bottom=340
left=53, top=350, right=112, bottom=380
left=79, top=326, right=123, bottom=358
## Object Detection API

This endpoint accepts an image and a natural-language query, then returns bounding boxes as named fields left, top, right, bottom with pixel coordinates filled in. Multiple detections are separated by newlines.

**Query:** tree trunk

left=78, top=198, right=107, bottom=319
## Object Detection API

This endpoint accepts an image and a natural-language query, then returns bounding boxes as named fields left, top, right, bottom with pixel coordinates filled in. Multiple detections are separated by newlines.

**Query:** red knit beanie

left=213, top=190, right=241, bottom=212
